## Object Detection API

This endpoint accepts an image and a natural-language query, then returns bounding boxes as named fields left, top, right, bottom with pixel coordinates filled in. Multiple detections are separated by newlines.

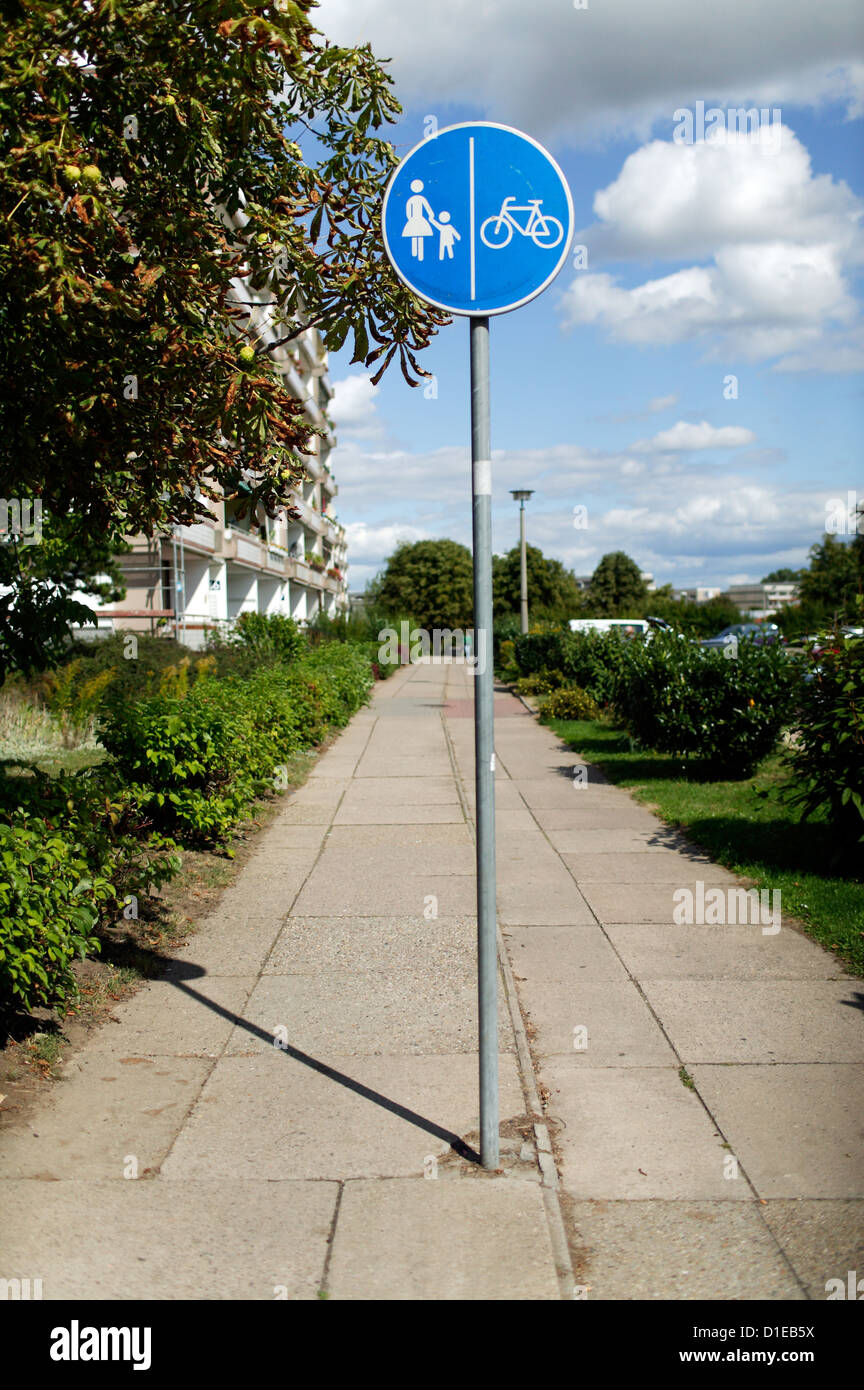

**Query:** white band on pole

left=473, top=457, right=492, bottom=495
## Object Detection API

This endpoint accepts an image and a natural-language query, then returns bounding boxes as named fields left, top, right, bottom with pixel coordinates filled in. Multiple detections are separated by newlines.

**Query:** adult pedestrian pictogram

left=382, top=122, right=574, bottom=316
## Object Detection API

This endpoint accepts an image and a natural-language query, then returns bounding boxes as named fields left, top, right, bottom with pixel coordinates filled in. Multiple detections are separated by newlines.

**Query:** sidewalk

left=1, top=660, right=862, bottom=1300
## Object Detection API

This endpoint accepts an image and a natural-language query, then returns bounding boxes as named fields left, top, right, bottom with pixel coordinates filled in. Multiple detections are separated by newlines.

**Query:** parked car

left=568, top=618, right=650, bottom=639
left=701, top=622, right=781, bottom=650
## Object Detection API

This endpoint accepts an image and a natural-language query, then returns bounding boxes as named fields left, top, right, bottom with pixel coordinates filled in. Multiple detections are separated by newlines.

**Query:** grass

left=0, top=676, right=105, bottom=772
left=545, top=716, right=864, bottom=976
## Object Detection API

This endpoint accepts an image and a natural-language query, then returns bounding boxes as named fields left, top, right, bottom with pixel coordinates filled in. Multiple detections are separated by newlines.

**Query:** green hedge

left=0, top=771, right=180, bottom=1013
left=786, top=636, right=864, bottom=864
left=98, top=643, right=374, bottom=845
left=539, top=686, right=601, bottom=722
left=513, top=630, right=631, bottom=707
left=614, top=634, right=795, bottom=774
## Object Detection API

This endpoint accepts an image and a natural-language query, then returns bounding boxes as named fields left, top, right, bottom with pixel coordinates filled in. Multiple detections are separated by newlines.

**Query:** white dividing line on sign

left=469, top=136, right=476, bottom=302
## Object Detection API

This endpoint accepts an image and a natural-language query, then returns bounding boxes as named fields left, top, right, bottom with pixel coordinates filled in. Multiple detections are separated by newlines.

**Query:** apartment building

left=721, top=581, right=800, bottom=617
left=87, top=280, right=348, bottom=648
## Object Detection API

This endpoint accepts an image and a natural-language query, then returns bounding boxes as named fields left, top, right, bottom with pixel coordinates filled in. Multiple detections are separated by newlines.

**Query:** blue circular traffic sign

left=382, top=122, right=574, bottom=316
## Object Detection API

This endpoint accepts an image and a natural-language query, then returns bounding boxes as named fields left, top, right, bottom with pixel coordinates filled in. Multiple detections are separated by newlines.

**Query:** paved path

left=1, top=660, right=862, bottom=1299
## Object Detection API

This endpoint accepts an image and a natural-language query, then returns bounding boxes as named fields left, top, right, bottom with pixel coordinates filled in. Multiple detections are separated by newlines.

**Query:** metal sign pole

left=381, top=121, right=573, bottom=1178
left=470, top=315, right=499, bottom=1171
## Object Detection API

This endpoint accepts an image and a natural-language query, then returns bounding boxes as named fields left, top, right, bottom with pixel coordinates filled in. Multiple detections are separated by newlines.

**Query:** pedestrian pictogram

left=382, top=122, right=573, bottom=316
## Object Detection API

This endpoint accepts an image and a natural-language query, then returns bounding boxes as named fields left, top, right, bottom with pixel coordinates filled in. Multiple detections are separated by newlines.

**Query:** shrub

left=97, top=644, right=374, bottom=844
left=540, top=686, right=601, bottom=721
left=614, top=633, right=795, bottom=774
left=785, top=636, right=864, bottom=866
left=232, top=611, right=305, bottom=665
left=513, top=629, right=632, bottom=707
left=99, top=678, right=269, bottom=844
left=0, top=814, right=108, bottom=1012
left=558, top=631, right=633, bottom=707
left=514, top=669, right=565, bottom=697
left=513, top=629, right=567, bottom=677
left=0, top=771, right=180, bottom=1013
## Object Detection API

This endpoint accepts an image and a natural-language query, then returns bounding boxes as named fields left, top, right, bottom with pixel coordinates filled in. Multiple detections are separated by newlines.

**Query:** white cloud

left=584, top=127, right=862, bottom=261
left=648, top=394, right=678, bottom=412
left=315, top=0, right=864, bottom=143
left=329, top=374, right=383, bottom=437
left=633, top=420, right=757, bottom=452
left=564, top=126, right=864, bottom=361
left=330, top=438, right=839, bottom=590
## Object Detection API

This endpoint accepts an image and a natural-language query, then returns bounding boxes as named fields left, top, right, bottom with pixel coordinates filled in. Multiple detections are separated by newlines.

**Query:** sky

left=314, top=0, right=864, bottom=594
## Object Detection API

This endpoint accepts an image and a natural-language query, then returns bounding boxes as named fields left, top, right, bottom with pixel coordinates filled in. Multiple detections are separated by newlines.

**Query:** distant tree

left=492, top=544, right=583, bottom=622
left=587, top=551, right=647, bottom=617
left=373, top=540, right=474, bottom=630
left=799, top=534, right=861, bottom=618
left=762, top=568, right=802, bottom=584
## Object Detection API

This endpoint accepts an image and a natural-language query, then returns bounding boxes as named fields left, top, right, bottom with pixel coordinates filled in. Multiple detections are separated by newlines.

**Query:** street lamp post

left=511, top=490, right=534, bottom=635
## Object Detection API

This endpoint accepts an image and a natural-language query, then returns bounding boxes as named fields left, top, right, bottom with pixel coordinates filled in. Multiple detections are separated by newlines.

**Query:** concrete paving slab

left=579, top=882, right=737, bottom=924
left=264, top=915, right=476, bottom=975
left=520, top=980, right=678, bottom=1064
left=544, top=1062, right=749, bottom=1200
left=227, top=971, right=514, bottom=1057
left=0, top=1177, right=337, bottom=1300
left=497, top=879, right=595, bottom=927
left=161, top=1052, right=525, bottom=1181
left=504, top=924, right=628, bottom=983
left=690, top=1065, right=864, bottom=1197
left=336, top=777, right=460, bottom=807
left=297, top=844, right=477, bottom=877
left=333, top=803, right=466, bottom=825
left=561, top=850, right=723, bottom=884
left=276, top=801, right=338, bottom=825
left=547, top=827, right=692, bottom=854
left=0, top=1055, right=210, bottom=1180
left=167, top=912, right=287, bottom=976
left=355, top=757, right=454, bottom=779
left=565, top=1200, right=803, bottom=1300
left=606, top=923, right=843, bottom=980
left=288, top=780, right=349, bottom=805
left=86, top=976, right=256, bottom=1057
left=309, top=755, right=362, bottom=779
left=258, top=824, right=330, bottom=848
left=325, top=823, right=473, bottom=848
left=290, top=868, right=476, bottom=917
left=529, top=807, right=664, bottom=832
left=759, top=1200, right=864, bottom=1299
left=643, top=980, right=864, bottom=1063
left=329, top=1178, right=559, bottom=1300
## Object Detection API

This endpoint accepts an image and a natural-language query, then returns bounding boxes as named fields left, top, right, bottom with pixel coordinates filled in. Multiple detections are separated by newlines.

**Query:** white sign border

left=381, top=120, right=575, bottom=318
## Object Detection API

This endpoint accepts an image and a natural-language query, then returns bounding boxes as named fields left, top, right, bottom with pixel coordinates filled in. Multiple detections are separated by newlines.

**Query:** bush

left=540, top=686, right=601, bottom=721
left=614, top=633, right=795, bottom=774
left=514, top=629, right=633, bottom=707
left=514, top=669, right=565, bottom=697
left=513, top=629, right=568, bottom=677
left=785, top=636, right=864, bottom=866
left=0, top=814, right=108, bottom=1012
left=97, top=644, right=374, bottom=844
left=231, top=611, right=305, bottom=665
left=0, top=771, right=180, bottom=1013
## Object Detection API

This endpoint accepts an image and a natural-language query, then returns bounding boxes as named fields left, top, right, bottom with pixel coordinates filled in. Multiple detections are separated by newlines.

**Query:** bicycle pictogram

left=480, top=196, right=564, bottom=250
